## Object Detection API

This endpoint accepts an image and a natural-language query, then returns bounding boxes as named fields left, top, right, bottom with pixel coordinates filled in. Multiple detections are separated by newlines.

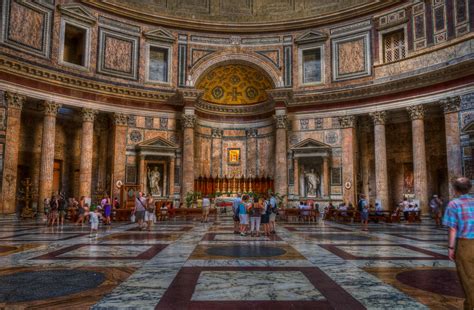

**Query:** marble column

left=111, top=113, right=128, bottom=200
left=293, top=157, right=299, bottom=197
left=369, top=111, right=389, bottom=210
left=359, top=122, right=371, bottom=200
left=169, top=156, right=175, bottom=198
left=182, top=113, right=196, bottom=199
left=96, top=116, right=109, bottom=192
left=211, top=128, right=223, bottom=177
left=246, top=129, right=258, bottom=176
left=274, top=114, right=288, bottom=197
left=407, top=105, right=429, bottom=213
left=138, top=154, right=145, bottom=191
left=338, top=115, right=357, bottom=204
left=441, top=96, right=462, bottom=199
left=323, top=156, right=330, bottom=197
left=79, top=108, right=98, bottom=200
left=38, top=101, right=62, bottom=213
left=1, top=92, right=25, bottom=214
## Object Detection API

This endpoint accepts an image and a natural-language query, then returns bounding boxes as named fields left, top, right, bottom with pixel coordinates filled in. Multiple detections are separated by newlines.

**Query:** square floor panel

left=319, top=244, right=448, bottom=260
left=100, top=233, right=181, bottom=243
left=388, top=233, right=448, bottom=242
left=157, top=267, right=364, bottom=309
left=32, top=244, right=167, bottom=260
left=189, top=244, right=305, bottom=260
left=192, top=271, right=324, bottom=301
left=0, top=232, right=88, bottom=242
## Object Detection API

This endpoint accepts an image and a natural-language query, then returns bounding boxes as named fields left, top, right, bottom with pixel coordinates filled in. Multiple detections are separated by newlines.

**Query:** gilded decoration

left=196, top=64, right=272, bottom=105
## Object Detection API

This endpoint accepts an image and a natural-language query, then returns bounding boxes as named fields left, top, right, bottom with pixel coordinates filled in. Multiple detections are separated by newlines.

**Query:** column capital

left=211, top=127, right=223, bottom=138
left=274, top=114, right=289, bottom=129
left=441, top=96, right=461, bottom=114
left=338, top=115, right=357, bottom=128
left=182, top=114, right=197, bottom=129
left=246, top=128, right=258, bottom=138
left=268, top=88, right=293, bottom=105
left=4, top=92, right=25, bottom=110
left=369, top=111, right=387, bottom=125
left=81, top=108, right=98, bottom=122
left=112, top=113, right=128, bottom=126
left=406, top=105, right=425, bottom=120
left=43, top=101, right=62, bottom=116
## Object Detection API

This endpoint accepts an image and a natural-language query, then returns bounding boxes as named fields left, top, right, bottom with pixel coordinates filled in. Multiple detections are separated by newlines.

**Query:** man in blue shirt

left=443, top=177, right=474, bottom=310
left=232, top=194, right=242, bottom=234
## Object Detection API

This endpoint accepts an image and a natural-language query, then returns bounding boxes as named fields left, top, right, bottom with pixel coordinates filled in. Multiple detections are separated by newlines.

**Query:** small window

left=383, top=30, right=406, bottom=63
left=149, top=46, right=169, bottom=83
left=63, top=23, right=86, bottom=66
left=302, top=48, right=322, bottom=84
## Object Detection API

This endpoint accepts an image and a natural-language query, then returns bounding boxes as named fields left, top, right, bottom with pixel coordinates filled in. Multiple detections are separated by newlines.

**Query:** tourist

left=133, top=191, right=147, bottom=230
left=269, top=193, right=277, bottom=234
left=430, top=194, right=442, bottom=227
left=261, top=195, right=271, bottom=236
left=89, top=207, right=102, bottom=238
left=249, top=197, right=264, bottom=237
left=232, top=193, right=242, bottom=234
left=43, top=198, right=50, bottom=222
left=101, top=194, right=112, bottom=226
left=145, top=194, right=156, bottom=230
left=76, top=196, right=86, bottom=225
left=358, top=194, right=368, bottom=231
left=299, top=201, right=310, bottom=223
left=403, top=201, right=411, bottom=221
left=443, top=177, right=474, bottom=310
left=238, top=194, right=250, bottom=236
left=57, top=195, right=67, bottom=226
left=338, top=202, right=348, bottom=217
left=201, top=195, right=210, bottom=223
left=113, top=197, right=120, bottom=209
left=159, top=203, right=168, bottom=221
left=48, top=195, right=59, bottom=227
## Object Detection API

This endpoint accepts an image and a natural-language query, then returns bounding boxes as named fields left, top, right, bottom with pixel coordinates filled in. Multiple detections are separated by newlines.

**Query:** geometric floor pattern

left=0, top=214, right=464, bottom=309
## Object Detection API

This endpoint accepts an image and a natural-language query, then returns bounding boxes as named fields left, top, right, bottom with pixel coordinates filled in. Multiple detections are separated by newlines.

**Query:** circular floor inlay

left=206, top=245, right=287, bottom=258
left=396, top=270, right=465, bottom=298
left=0, top=269, right=106, bottom=302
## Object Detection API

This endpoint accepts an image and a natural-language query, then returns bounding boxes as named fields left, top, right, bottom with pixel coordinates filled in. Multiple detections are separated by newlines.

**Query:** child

left=89, top=208, right=102, bottom=238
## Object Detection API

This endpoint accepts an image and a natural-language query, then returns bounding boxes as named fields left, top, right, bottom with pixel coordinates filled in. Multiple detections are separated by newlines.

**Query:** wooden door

left=53, top=160, right=62, bottom=195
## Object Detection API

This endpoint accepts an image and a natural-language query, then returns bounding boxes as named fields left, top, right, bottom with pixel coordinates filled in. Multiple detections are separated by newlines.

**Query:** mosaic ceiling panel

left=196, top=64, right=272, bottom=105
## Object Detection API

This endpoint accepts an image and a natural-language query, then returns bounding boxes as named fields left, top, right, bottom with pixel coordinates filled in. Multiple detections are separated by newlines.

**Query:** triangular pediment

left=58, top=4, right=96, bottom=24
left=144, top=27, right=175, bottom=43
left=292, top=138, right=331, bottom=150
left=137, top=136, right=178, bottom=150
left=294, top=30, right=327, bottom=45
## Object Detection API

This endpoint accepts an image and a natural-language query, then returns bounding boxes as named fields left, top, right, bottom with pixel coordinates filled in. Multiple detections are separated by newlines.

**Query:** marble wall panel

left=337, top=38, right=366, bottom=75
left=104, top=36, right=133, bottom=73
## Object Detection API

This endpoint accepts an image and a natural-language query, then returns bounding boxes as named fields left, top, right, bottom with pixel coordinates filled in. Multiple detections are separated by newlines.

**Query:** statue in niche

left=304, top=169, right=321, bottom=198
left=147, top=166, right=161, bottom=196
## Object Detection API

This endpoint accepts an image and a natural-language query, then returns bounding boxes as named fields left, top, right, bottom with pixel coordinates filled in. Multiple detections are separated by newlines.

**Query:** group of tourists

left=232, top=193, right=278, bottom=237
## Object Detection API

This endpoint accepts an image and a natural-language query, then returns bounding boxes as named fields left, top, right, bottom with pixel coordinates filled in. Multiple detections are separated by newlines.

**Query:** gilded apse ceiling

left=83, top=0, right=401, bottom=32
left=196, top=64, right=273, bottom=105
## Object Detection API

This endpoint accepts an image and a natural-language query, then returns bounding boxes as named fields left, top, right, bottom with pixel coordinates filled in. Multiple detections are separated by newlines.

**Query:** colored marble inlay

left=189, top=244, right=305, bottom=260
left=104, top=36, right=133, bottom=73
left=320, top=244, right=449, bottom=260
left=337, top=38, right=366, bottom=75
left=8, top=1, right=44, bottom=50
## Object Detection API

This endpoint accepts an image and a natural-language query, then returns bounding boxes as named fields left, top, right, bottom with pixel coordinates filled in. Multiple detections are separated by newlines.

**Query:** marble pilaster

left=369, top=111, right=389, bottom=210
left=323, top=156, right=330, bottom=197
left=111, top=113, right=128, bottom=199
left=359, top=121, right=371, bottom=200
left=211, top=128, right=223, bottom=177
left=441, top=97, right=462, bottom=199
left=96, top=116, right=109, bottom=193
left=169, top=156, right=175, bottom=198
left=246, top=129, right=258, bottom=177
left=38, top=101, right=62, bottom=213
left=274, top=114, right=288, bottom=197
left=138, top=154, right=146, bottom=191
left=293, top=158, right=299, bottom=197
left=407, top=105, right=428, bottom=213
left=1, top=92, right=25, bottom=214
left=79, top=108, right=98, bottom=200
left=338, top=115, right=357, bottom=204
left=182, top=113, right=196, bottom=199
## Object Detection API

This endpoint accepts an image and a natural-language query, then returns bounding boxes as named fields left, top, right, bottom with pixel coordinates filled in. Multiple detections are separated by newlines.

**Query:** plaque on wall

left=228, top=148, right=240, bottom=165
left=331, top=167, right=342, bottom=185
left=125, top=165, right=137, bottom=184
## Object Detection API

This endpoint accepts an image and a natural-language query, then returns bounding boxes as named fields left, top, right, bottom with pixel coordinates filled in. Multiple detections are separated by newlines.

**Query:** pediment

left=294, top=30, right=327, bottom=44
left=58, top=4, right=96, bottom=24
left=143, top=27, right=175, bottom=43
left=291, top=138, right=331, bottom=150
left=137, top=136, right=178, bottom=150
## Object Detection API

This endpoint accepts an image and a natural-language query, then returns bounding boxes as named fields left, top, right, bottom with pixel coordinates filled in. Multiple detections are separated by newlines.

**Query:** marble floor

left=0, top=214, right=465, bottom=309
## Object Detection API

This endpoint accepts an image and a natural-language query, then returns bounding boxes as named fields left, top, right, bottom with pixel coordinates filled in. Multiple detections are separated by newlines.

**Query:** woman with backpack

left=261, top=195, right=271, bottom=237
left=249, top=197, right=264, bottom=237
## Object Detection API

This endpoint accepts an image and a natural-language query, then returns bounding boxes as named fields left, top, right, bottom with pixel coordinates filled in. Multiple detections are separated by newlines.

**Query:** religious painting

left=146, top=162, right=165, bottom=197
left=403, top=163, right=414, bottom=194
left=228, top=148, right=240, bottom=165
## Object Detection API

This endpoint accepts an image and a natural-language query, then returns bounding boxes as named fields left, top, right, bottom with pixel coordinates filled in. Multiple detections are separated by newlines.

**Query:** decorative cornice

left=441, top=96, right=461, bottom=113
left=81, top=108, right=98, bottom=122
left=274, top=115, right=289, bottom=129
left=4, top=92, right=25, bottom=110
left=43, top=101, right=62, bottom=117
left=211, top=128, right=223, bottom=138
left=182, top=114, right=197, bottom=129
left=113, top=113, right=128, bottom=126
left=195, top=99, right=274, bottom=116
left=180, top=89, right=203, bottom=102
left=406, top=105, right=425, bottom=120
left=268, top=89, right=293, bottom=104
left=369, top=111, right=387, bottom=125
left=338, top=115, right=357, bottom=128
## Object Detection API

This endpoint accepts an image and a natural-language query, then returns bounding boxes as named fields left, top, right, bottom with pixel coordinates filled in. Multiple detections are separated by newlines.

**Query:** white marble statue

left=147, top=166, right=161, bottom=196
left=304, top=169, right=321, bottom=198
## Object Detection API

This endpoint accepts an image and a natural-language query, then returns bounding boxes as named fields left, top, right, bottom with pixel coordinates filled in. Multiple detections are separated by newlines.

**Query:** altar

left=194, top=175, right=274, bottom=196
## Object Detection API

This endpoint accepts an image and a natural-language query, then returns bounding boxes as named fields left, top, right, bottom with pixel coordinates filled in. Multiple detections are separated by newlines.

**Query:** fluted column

left=182, top=113, right=196, bottom=199
left=274, top=114, right=288, bottom=197
left=1, top=92, right=25, bottom=214
left=370, top=111, right=389, bottom=210
left=338, top=115, right=357, bottom=204
left=407, top=105, right=428, bottom=213
left=38, top=101, right=62, bottom=213
left=441, top=97, right=462, bottom=199
left=111, top=113, right=128, bottom=199
left=79, top=108, right=97, bottom=200
left=323, top=156, right=330, bottom=197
